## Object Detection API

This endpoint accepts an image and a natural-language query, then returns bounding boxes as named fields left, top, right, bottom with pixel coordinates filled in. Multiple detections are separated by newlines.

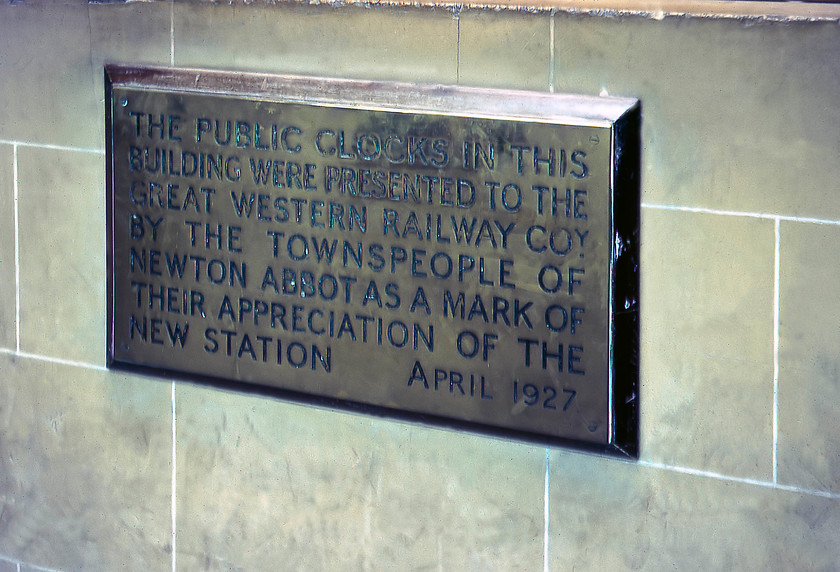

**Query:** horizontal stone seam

left=0, top=348, right=108, bottom=372
left=638, top=460, right=840, bottom=500
left=2, top=142, right=836, bottom=226
left=642, top=203, right=840, bottom=227
left=0, top=553, right=61, bottom=572
left=1, top=347, right=837, bottom=500
left=0, top=140, right=104, bottom=155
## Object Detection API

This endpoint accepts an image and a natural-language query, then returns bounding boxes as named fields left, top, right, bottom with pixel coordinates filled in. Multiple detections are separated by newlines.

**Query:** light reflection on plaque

left=106, top=65, right=639, bottom=456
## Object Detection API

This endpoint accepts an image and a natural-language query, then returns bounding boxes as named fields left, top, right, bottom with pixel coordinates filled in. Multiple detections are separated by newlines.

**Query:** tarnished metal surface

left=106, top=65, right=639, bottom=454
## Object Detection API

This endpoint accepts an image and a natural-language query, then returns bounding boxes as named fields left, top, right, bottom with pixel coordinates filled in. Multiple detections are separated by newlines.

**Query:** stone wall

left=1, top=1, right=839, bottom=569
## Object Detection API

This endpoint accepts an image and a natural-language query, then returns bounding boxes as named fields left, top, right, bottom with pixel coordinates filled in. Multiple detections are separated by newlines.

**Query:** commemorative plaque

left=106, top=65, right=639, bottom=456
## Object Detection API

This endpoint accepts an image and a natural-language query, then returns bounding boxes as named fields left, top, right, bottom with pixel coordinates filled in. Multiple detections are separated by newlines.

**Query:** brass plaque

left=106, top=66, right=639, bottom=455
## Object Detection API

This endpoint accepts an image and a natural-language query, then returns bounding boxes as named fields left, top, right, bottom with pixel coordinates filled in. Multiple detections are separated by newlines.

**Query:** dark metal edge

left=107, top=357, right=634, bottom=459
left=609, top=103, right=641, bottom=458
left=102, top=64, right=636, bottom=126
left=105, top=68, right=116, bottom=368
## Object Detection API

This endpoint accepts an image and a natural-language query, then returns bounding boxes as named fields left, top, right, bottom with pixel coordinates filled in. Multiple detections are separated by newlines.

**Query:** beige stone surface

left=174, top=3, right=459, bottom=84
left=549, top=449, right=840, bottom=570
left=0, top=1, right=96, bottom=147
left=0, top=1, right=170, bottom=149
left=554, top=14, right=840, bottom=219
left=0, top=144, right=14, bottom=351
left=0, top=354, right=171, bottom=570
left=89, top=2, right=174, bottom=121
left=458, top=9, right=551, bottom=90
left=778, top=221, right=840, bottom=493
left=640, top=208, right=774, bottom=478
left=17, top=147, right=105, bottom=366
left=175, top=381, right=544, bottom=569
left=3, top=2, right=840, bottom=570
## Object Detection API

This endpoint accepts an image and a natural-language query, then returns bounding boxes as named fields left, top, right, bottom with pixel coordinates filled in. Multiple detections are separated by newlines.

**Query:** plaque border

left=105, top=64, right=640, bottom=458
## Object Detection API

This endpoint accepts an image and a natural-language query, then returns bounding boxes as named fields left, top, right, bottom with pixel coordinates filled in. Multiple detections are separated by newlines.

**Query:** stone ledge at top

left=159, top=0, right=840, bottom=21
